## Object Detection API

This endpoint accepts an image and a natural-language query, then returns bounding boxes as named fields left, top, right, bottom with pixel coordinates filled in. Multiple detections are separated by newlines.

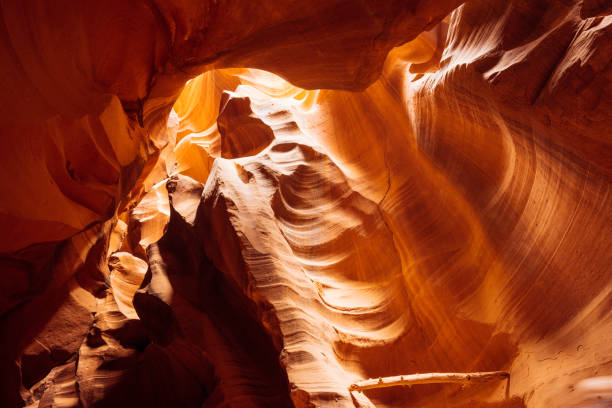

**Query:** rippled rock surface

left=0, top=1, right=610, bottom=407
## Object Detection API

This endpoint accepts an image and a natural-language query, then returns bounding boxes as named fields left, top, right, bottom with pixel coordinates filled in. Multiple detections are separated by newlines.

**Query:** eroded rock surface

left=0, top=1, right=610, bottom=407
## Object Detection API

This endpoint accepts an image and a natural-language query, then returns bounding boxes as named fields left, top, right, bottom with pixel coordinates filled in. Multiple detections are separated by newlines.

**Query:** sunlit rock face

left=0, top=1, right=610, bottom=408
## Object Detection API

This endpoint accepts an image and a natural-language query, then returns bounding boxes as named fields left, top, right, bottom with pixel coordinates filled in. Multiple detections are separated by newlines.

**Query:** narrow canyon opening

left=0, top=1, right=610, bottom=408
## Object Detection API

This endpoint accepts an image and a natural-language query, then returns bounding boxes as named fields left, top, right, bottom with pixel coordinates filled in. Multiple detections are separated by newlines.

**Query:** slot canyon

left=0, top=1, right=611, bottom=407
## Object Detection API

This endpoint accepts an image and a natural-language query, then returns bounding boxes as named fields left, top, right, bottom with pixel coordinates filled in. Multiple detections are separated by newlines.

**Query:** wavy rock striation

left=0, top=1, right=610, bottom=407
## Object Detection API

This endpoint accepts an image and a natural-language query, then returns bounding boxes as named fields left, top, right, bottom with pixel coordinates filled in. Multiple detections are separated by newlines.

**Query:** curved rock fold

left=0, top=1, right=610, bottom=408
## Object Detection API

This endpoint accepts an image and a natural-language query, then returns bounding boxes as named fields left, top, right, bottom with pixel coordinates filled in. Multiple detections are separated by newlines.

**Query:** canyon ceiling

left=0, top=1, right=611, bottom=407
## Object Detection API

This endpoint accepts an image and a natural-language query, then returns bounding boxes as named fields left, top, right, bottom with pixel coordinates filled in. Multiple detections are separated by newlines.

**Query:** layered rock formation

left=0, top=1, right=610, bottom=407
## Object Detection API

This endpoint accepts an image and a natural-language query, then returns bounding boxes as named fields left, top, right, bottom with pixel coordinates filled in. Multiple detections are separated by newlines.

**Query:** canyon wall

left=0, top=1, right=610, bottom=407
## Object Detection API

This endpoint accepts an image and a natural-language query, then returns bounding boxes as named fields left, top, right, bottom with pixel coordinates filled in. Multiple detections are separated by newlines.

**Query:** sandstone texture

left=0, top=1, right=610, bottom=408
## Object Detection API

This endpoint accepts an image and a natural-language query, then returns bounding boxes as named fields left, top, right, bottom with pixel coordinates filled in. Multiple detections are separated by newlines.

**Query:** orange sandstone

left=0, top=1, right=610, bottom=408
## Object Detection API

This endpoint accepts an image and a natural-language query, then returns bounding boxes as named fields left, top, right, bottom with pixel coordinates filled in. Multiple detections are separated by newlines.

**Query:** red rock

left=217, top=92, right=275, bottom=159
left=0, top=1, right=610, bottom=407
